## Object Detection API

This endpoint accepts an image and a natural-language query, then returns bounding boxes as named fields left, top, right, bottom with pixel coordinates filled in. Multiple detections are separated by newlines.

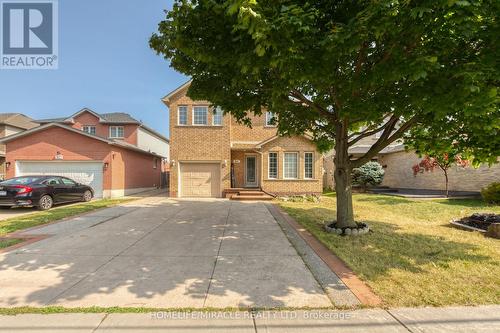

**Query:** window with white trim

left=178, top=106, right=188, bottom=125
left=213, top=107, right=223, bottom=125
left=284, top=152, right=298, bottom=179
left=193, top=106, right=208, bottom=125
left=109, top=126, right=124, bottom=138
left=265, top=112, right=276, bottom=126
left=82, top=125, right=96, bottom=135
left=304, top=152, right=313, bottom=179
left=268, top=152, right=278, bottom=179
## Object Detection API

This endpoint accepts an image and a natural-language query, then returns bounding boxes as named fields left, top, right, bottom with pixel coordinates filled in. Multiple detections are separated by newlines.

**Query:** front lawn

left=0, top=198, right=133, bottom=237
left=278, top=193, right=500, bottom=307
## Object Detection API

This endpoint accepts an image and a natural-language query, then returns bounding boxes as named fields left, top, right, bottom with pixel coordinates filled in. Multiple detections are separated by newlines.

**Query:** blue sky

left=0, top=0, right=187, bottom=138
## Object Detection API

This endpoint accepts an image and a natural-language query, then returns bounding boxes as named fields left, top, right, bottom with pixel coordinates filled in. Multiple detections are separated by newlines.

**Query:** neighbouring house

left=163, top=81, right=323, bottom=198
left=323, top=133, right=500, bottom=193
left=0, top=113, right=39, bottom=180
left=0, top=108, right=170, bottom=198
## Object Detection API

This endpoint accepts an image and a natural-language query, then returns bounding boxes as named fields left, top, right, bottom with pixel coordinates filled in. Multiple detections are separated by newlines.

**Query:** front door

left=245, top=155, right=257, bottom=187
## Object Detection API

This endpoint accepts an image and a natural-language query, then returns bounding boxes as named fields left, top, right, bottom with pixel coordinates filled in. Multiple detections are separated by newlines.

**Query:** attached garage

left=0, top=123, right=162, bottom=199
left=16, top=161, right=104, bottom=198
left=180, top=162, right=220, bottom=197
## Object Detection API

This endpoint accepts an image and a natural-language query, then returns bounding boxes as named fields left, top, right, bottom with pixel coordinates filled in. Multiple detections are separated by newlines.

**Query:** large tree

left=151, top=0, right=499, bottom=228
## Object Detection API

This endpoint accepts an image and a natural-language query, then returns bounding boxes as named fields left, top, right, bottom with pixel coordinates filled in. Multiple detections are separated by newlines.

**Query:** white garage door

left=180, top=162, right=220, bottom=198
left=16, top=161, right=104, bottom=198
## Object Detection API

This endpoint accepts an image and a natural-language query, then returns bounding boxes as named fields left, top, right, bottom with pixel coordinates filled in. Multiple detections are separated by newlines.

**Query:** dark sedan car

left=0, top=176, right=94, bottom=210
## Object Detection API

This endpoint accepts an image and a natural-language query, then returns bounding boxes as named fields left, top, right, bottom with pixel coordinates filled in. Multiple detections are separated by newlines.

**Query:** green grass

left=0, top=198, right=133, bottom=237
left=0, top=305, right=352, bottom=315
left=0, top=238, right=23, bottom=249
left=278, top=193, right=500, bottom=307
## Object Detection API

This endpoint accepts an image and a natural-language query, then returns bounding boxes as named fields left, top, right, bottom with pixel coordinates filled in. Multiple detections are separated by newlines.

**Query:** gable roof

left=162, top=80, right=192, bottom=105
left=256, top=134, right=314, bottom=148
left=66, top=108, right=105, bottom=123
left=99, top=112, right=139, bottom=123
left=0, top=113, right=38, bottom=130
left=37, top=108, right=140, bottom=124
left=37, top=108, right=169, bottom=143
left=0, top=123, right=163, bottom=157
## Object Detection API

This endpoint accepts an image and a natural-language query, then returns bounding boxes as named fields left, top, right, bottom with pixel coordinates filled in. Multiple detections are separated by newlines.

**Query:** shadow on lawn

left=284, top=206, right=492, bottom=278
left=432, top=199, right=494, bottom=208
left=354, top=195, right=413, bottom=205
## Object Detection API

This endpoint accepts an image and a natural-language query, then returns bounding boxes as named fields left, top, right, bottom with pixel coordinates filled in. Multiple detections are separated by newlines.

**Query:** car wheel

left=38, top=195, right=53, bottom=211
left=82, top=190, right=92, bottom=202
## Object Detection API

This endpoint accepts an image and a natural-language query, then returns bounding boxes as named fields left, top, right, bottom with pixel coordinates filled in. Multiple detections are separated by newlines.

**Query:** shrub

left=481, top=182, right=500, bottom=204
left=351, top=161, right=385, bottom=190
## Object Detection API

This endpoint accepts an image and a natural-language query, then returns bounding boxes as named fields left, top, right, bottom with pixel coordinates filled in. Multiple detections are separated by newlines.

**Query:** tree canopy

left=151, top=0, right=499, bottom=227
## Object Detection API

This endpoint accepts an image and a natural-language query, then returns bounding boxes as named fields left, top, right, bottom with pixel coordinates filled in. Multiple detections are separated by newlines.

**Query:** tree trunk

left=444, top=170, right=449, bottom=198
left=334, top=121, right=357, bottom=228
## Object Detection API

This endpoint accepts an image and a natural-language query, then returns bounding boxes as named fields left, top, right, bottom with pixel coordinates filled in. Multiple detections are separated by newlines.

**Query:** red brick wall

left=72, top=112, right=139, bottom=145
left=5, top=126, right=160, bottom=192
left=5, top=127, right=113, bottom=190
left=111, top=148, right=161, bottom=190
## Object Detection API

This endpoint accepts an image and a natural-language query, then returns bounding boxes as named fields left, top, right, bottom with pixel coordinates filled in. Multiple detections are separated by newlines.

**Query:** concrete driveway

left=0, top=194, right=336, bottom=308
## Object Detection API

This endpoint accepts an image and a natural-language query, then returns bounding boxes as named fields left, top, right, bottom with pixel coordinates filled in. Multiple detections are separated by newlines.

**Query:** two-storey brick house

left=163, top=81, right=323, bottom=198
left=0, top=108, right=169, bottom=198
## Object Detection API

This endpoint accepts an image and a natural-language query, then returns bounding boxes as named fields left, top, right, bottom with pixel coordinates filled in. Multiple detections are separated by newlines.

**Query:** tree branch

left=289, top=89, right=336, bottom=122
left=350, top=115, right=419, bottom=168
left=348, top=121, right=391, bottom=146
left=354, top=42, right=368, bottom=76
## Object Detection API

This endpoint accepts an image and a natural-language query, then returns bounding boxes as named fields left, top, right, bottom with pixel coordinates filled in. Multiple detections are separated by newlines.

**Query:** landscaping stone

left=486, top=223, right=500, bottom=239
left=324, top=222, right=370, bottom=236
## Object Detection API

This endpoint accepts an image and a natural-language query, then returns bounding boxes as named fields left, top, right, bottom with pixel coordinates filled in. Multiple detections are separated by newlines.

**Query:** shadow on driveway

left=0, top=197, right=332, bottom=309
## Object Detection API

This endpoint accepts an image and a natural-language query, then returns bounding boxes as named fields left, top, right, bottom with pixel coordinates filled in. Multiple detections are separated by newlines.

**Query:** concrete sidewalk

left=0, top=306, right=498, bottom=332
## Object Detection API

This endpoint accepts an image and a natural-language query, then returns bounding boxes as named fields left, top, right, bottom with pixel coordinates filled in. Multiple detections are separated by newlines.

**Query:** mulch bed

left=452, top=213, right=500, bottom=232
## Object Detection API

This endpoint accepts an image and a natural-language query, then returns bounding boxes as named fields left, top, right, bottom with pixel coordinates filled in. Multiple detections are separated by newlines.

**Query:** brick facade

left=70, top=112, right=139, bottom=146
left=379, top=150, right=500, bottom=192
left=323, top=148, right=500, bottom=193
left=167, top=88, right=231, bottom=197
left=260, top=136, right=322, bottom=195
left=164, top=83, right=323, bottom=197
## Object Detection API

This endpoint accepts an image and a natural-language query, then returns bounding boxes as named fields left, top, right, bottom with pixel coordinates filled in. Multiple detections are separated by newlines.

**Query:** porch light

left=5, top=162, right=11, bottom=169
left=171, top=160, right=176, bottom=167
left=223, top=160, right=228, bottom=167
left=104, top=162, right=109, bottom=170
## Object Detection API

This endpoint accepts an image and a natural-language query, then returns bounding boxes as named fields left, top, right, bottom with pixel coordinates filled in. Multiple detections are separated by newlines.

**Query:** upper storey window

left=193, top=106, right=208, bottom=125
left=82, top=125, right=96, bottom=135
left=265, top=112, right=277, bottom=127
left=213, top=107, right=223, bottom=126
left=109, top=126, right=124, bottom=138
left=178, top=106, right=188, bottom=125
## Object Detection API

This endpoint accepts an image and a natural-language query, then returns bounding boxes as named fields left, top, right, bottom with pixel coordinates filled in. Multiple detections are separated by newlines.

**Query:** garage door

left=180, top=163, right=220, bottom=197
left=16, top=161, right=104, bottom=198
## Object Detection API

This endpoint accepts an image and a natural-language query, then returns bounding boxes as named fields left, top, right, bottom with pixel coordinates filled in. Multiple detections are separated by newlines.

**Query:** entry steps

left=223, top=188, right=274, bottom=201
